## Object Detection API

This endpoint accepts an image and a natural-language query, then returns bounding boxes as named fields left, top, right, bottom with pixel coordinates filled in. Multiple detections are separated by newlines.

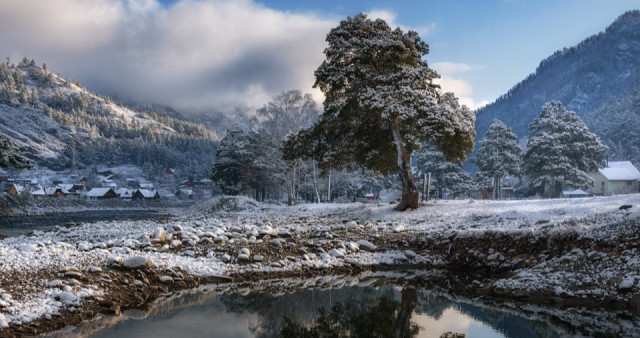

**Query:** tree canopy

left=475, top=119, right=521, bottom=198
left=0, top=134, right=31, bottom=169
left=523, top=101, right=607, bottom=197
left=282, top=14, right=475, bottom=210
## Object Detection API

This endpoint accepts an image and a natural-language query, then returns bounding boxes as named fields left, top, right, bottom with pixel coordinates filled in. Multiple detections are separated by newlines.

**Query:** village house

left=6, top=183, right=25, bottom=196
left=132, top=189, right=160, bottom=200
left=85, top=187, right=118, bottom=199
left=589, top=161, right=640, bottom=195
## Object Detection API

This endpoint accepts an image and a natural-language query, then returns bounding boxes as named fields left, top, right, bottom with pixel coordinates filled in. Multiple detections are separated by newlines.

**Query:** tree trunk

left=391, top=123, right=419, bottom=211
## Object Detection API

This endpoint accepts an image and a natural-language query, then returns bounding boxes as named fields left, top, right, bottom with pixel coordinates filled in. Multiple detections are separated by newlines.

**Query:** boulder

left=122, top=256, right=153, bottom=269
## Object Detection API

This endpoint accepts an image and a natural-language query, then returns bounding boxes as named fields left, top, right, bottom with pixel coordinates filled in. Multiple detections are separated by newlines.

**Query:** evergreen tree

left=0, top=135, right=31, bottom=168
left=415, top=143, right=472, bottom=199
left=282, top=14, right=475, bottom=210
left=475, top=119, right=521, bottom=199
left=210, top=130, right=261, bottom=195
left=523, top=101, right=607, bottom=197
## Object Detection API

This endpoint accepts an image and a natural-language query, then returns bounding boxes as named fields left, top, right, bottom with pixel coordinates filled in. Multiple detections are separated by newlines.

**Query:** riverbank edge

left=3, top=247, right=639, bottom=336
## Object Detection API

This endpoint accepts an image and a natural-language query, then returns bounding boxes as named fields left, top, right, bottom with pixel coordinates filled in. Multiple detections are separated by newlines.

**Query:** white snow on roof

left=137, top=189, right=157, bottom=198
left=86, top=188, right=113, bottom=197
left=599, top=161, right=640, bottom=181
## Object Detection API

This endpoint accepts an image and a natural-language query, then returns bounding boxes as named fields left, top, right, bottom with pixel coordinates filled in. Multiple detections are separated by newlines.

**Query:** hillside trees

left=523, top=101, right=607, bottom=197
left=475, top=119, right=521, bottom=199
left=0, top=135, right=31, bottom=168
left=282, top=14, right=475, bottom=210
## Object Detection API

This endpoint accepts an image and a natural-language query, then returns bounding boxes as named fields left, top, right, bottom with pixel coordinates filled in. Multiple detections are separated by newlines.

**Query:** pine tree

left=475, top=119, right=521, bottom=199
left=210, top=130, right=261, bottom=195
left=282, top=14, right=475, bottom=210
left=0, top=135, right=31, bottom=168
left=415, top=143, right=473, bottom=199
left=523, top=101, right=608, bottom=197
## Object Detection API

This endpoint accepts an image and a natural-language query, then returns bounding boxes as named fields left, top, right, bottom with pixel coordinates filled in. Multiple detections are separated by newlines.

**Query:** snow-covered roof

left=139, top=183, right=154, bottom=189
left=86, top=188, right=114, bottom=197
left=599, top=161, right=640, bottom=181
left=116, top=188, right=135, bottom=197
left=137, top=189, right=158, bottom=198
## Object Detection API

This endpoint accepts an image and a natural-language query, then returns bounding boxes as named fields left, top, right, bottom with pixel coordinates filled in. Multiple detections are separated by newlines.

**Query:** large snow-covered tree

left=523, top=101, right=607, bottom=197
left=0, top=134, right=30, bottom=169
left=415, top=143, right=473, bottom=198
left=475, top=119, right=521, bottom=199
left=282, top=14, right=475, bottom=210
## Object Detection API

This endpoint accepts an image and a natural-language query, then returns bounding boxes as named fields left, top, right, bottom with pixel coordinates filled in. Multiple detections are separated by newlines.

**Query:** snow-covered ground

left=1, top=194, right=639, bottom=333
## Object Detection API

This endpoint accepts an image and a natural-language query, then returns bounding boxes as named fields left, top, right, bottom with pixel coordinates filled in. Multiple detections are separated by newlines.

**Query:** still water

left=87, top=278, right=562, bottom=338
left=0, top=210, right=171, bottom=236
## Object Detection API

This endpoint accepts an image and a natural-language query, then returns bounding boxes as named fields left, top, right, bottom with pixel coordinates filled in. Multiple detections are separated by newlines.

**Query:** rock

left=159, top=276, right=174, bottom=284
left=404, top=250, right=417, bottom=258
left=254, top=255, right=264, bottom=262
left=55, top=291, right=77, bottom=304
left=153, top=228, right=166, bottom=242
left=238, top=254, right=250, bottom=262
left=122, top=256, right=153, bottom=269
left=18, top=243, right=38, bottom=252
left=619, top=277, right=635, bottom=291
left=328, top=249, right=344, bottom=258
left=0, top=315, right=8, bottom=328
left=270, top=262, right=282, bottom=268
left=239, top=248, right=251, bottom=256
left=160, top=244, right=170, bottom=252
left=619, top=204, right=633, bottom=210
left=64, top=271, right=84, bottom=279
left=221, top=254, right=231, bottom=262
left=173, top=225, right=183, bottom=233
left=170, top=240, right=182, bottom=248
left=269, top=239, right=283, bottom=247
left=345, top=242, right=359, bottom=252
left=90, top=267, right=103, bottom=273
left=357, top=240, right=377, bottom=251
left=392, top=225, right=406, bottom=233
left=107, top=256, right=122, bottom=266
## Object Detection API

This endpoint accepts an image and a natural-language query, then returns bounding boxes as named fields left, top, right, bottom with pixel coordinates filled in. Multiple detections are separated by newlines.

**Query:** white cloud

left=366, top=9, right=436, bottom=37
left=0, top=0, right=335, bottom=112
left=432, top=61, right=488, bottom=110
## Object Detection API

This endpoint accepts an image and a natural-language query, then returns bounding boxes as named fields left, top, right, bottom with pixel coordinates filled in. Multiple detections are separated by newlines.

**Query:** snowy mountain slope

left=0, top=59, right=218, bottom=175
left=475, top=10, right=640, bottom=141
left=0, top=104, right=70, bottom=160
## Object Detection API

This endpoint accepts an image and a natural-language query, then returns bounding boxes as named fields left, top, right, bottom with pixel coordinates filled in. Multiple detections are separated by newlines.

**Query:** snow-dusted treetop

left=283, top=14, right=475, bottom=210
left=523, top=101, right=607, bottom=197
left=0, top=134, right=30, bottom=169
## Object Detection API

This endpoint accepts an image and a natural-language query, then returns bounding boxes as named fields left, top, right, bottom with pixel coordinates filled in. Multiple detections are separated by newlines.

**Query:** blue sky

left=1, top=0, right=637, bottom=112
left=253, top=0, right=640, bottom=108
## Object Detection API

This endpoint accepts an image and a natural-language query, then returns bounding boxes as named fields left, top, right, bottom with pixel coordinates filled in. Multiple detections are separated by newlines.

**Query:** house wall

left=590, top=172, right=639, bottom=195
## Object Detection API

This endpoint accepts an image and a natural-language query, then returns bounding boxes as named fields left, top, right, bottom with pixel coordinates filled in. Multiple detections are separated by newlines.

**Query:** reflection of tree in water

left=280, top=287, right=419, bottom=338
left=219, top=286, right=419, bottom=338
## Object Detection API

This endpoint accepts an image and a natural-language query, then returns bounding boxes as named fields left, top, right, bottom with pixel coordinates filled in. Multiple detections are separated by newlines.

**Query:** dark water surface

left=0, top=210, right=171, bottom=236
left=88, top=282, right=561, bottom=338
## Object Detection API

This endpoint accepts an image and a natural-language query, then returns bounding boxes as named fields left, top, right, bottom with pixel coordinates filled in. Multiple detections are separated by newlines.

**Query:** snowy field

left=1, top=194, right=639, bottom=332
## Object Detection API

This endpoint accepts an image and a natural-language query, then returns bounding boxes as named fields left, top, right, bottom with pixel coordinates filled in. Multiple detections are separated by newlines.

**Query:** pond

left=0, top=210, right=172, bottom=237
left=50, top=272, right=605, bottom=338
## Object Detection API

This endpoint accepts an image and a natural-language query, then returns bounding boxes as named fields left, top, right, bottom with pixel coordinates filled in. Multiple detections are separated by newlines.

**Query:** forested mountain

left=475, top=10, right=640, bottom=146
left=0, top=58, right=218, bottom=179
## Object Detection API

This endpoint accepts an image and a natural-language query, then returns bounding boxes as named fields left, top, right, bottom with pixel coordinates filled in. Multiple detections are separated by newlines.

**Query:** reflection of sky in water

left=92, top=299, right=258, bottom=338
left=91, top=285, right=553, bottom=338
left=414, top=308, right=503, bottom=338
